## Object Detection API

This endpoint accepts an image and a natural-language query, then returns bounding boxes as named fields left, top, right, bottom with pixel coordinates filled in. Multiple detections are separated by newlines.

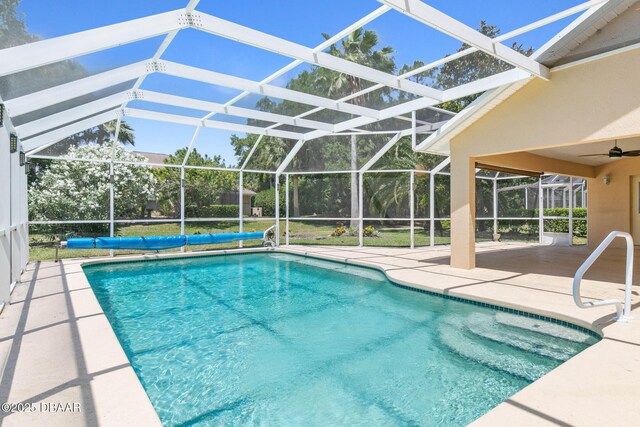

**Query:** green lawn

left=29, top=220, right=452, bottom=260
left=29, top=219, right=585, bottom=261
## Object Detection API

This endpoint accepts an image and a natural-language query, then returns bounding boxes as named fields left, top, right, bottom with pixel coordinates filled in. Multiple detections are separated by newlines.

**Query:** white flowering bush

left=29, top=145, right=157, bottom=224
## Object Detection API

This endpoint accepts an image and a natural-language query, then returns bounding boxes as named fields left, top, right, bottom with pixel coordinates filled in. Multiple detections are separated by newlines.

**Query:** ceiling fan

left=578, top=140, right=640, bottom=159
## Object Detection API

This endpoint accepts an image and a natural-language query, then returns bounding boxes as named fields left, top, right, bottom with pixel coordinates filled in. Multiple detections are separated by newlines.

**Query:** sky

left=16, top=0, right=588, bottom=166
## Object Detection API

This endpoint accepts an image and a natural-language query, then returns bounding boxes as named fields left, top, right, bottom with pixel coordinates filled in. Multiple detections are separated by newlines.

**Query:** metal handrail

left=573, top=231, right=634, bottom=322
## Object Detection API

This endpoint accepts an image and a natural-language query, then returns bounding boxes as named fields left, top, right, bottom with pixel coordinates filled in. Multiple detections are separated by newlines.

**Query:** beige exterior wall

left=452, top=49, right=640, bottom=156
left=448, top=48, right=640, bottom=268
left=589, top=157, right=640, bottom=245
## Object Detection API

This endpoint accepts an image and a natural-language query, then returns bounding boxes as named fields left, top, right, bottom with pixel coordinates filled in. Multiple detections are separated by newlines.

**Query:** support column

left=285, top=174, right=290, bottom=246
left=180, top=167, right=185, bottom=235
left=450, top=152, right=475, bottom=269
left=180, top=166, right=185, bottom=252
left=538, top=178, right=544, bottom=243
left=492, top=178, right=498, bottom=238
left=238, top=171, right=243, bottom=248
left=109, top=162, right=114, bottom=257
left=568, top=176, right=573, bottom=246
left=109, top=117, right=122, bottom=258
left=275, top=175, right=280, bottom=246
left=358, top=172, right=364, bottom=247
left=429, top=172, right=435, bottom=247
left=409, top=171, right=415, bottom=249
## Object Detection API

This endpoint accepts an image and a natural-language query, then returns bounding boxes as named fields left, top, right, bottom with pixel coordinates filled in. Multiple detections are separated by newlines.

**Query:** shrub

left=331, top=226, right=346, bottom=237
left=492, top=208, right=586, bottom=238
left=363, top=225, right=377, bottom=237
left=254, top=187, right=285, bottom=217
left=541, top=208, right=587, bottom=237
left=28, top=145, right=156, bottom=242
left=29, top=145, right=157, bottom=223
left=185, top=204, right=239, bottom=218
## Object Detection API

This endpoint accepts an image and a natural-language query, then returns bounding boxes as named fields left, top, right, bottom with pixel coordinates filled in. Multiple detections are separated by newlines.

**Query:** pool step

left=494, top=312, right=595, bottom=344
left=463, top=314, right=586, bottom=361
left=438, top=321, right=557, bottom=383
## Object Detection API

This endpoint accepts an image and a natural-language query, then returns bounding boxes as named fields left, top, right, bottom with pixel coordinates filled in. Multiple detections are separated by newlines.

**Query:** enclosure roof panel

left=0, top=0, right=616, bottom=166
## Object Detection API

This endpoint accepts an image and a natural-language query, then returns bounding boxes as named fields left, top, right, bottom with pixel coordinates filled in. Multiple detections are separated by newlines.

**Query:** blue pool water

left=84, top=253, right=599, bottom=426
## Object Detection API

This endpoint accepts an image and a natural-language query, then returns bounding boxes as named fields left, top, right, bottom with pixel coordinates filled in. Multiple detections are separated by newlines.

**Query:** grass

left=29, top=219, right=586, bottom=261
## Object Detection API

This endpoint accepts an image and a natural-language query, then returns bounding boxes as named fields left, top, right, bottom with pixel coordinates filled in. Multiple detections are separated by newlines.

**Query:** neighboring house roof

left=418, top=0, right=639, bottom=155
left=132, top=151, right=170, bottom=164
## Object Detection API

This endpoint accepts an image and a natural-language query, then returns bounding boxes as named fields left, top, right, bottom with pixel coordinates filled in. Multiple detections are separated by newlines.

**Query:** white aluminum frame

left=0, top=0, right=600, bottom=262
left=379, top=0, right=550, bottom=79
left=4, top=0, right=606, bottom=155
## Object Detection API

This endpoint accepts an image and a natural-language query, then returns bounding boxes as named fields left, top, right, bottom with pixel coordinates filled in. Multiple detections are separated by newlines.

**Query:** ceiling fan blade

left=577, top=154, right=608, bottom=157
left=622, top=150, right=640, bottom=156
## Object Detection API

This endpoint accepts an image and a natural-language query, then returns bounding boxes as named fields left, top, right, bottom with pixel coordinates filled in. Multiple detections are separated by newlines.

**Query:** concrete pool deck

left=0, top=242, right=639, bottom=426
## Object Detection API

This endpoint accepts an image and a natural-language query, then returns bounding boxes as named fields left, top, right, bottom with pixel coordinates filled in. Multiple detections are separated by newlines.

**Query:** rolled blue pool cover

left=66, top=238, right=96, bottom=249
left=95, top=235, right=187, bottom=250
left=66, top=231, right=265, bottom=251
left=187, top=232, right=264, bottom=245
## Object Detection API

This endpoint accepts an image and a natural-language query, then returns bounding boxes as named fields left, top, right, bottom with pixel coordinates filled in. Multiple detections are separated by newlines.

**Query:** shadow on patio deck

left=0, top=260, right=159, bottom=427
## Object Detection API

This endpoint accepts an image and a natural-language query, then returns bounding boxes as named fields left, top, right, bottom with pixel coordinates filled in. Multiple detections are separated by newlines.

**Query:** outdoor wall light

left=19, top=151, right=25, bottom=166
left=25, top=161, right=30, bottom=175
left=10, top=133, right=18, bottom=153
left=603, top=175, right=611, bottom=185
left=0, top=104, right=4, bottom=127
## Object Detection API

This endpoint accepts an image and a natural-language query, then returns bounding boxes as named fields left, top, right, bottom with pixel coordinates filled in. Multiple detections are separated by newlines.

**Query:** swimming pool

left=84, top=252, right=599, bottom=426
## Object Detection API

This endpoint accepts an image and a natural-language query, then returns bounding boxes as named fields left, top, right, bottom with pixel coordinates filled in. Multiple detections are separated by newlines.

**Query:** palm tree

left=232, top=31, right=394, bottom=220
left=251, top=137, right=290, bottom=190
left=318, top=29, right=396, bottom=227
left=66, top=120, right=135, bottom=146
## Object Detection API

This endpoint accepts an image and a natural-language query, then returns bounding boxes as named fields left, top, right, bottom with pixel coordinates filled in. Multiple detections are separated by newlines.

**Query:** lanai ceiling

left=531, top=136, right=640, bottom=166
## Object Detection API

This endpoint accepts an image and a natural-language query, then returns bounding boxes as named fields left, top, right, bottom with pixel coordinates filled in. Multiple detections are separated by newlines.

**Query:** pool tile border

left=390, top=282, right=601, bottom=339
left=80, top=249, right=601, bottom=340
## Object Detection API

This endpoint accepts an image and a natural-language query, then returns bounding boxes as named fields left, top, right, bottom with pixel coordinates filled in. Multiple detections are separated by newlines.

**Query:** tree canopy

left=29, top=145, right=157, bottom=222
left=152, top=148, right=236, bottom=217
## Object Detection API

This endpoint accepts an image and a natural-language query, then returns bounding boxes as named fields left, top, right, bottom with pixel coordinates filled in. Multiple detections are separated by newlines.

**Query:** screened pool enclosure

left=0, top=0, right=603, bottom=293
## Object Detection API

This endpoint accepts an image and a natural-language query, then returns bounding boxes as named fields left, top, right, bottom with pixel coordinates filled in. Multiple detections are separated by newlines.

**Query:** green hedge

left=185, top=204, right=239, bottom=218
left=542, top=208, right=587, bottom=237
left=488, top=208, right=587, bottom=237
left=498, top=208, right=536, bottom=217
left=254, top=188, right=285, bottom=217
left=542, top=207, right=586, bottom=218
